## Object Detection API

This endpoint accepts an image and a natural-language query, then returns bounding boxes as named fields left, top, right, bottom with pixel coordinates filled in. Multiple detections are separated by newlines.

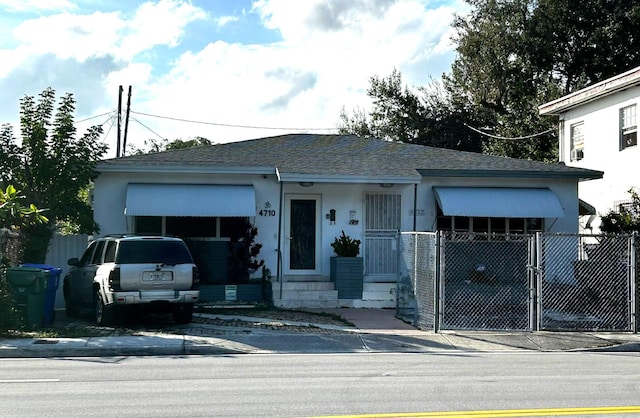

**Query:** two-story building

left=539, top=66, right=640, bottom=233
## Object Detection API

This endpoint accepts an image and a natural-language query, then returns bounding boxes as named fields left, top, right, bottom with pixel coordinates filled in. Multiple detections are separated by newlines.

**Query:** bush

left=0, top=271, right=23, bottom=336
left=331, top=230, right=361, bottom=257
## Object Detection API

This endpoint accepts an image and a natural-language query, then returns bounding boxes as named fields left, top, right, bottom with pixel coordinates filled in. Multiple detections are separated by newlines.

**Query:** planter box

left=330, top=256, right=364, bottom=299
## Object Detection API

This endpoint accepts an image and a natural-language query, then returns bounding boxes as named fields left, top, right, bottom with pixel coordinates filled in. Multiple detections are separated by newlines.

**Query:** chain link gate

left=536, top=233, right=636, bottom=331
left=439, top=232, right=531, bottom=330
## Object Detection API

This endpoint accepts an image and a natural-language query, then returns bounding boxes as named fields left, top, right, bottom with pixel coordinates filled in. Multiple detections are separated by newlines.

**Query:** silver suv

left=63, top=235, right=199, bottom=326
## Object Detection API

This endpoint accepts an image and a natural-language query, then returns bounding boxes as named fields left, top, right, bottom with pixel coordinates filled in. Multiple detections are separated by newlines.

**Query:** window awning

left=433, top=187, right=565, bottom=218
left=578, top=199, right=596, bottom=216
left=125, top=184, right=256, bottom=217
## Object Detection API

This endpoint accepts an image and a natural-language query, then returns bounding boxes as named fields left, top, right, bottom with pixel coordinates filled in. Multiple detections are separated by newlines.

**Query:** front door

left=285, top=195, right=321, bottom=275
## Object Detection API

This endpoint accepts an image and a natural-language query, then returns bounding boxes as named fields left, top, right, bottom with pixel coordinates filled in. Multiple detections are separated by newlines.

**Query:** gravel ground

left=23, top=306, right=355, bottom=338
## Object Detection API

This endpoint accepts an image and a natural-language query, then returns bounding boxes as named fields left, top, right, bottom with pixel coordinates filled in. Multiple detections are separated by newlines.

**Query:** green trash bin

left=5, top=267, right=48, bottom=328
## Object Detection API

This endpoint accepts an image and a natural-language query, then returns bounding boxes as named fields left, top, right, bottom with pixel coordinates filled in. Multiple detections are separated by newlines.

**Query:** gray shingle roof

left=97, top=134, right=603, bottom=182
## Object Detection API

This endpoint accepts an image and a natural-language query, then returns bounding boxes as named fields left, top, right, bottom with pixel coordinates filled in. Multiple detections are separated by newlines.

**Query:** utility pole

left=116, top=85, right=123, bottom=158
left=122, top=86, right=132, bottom=157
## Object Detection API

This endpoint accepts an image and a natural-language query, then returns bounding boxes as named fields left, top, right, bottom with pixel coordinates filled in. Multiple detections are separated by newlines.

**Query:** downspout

left=413, top=184, right=418, bottom=231
left=276, top=167, right=284, bottom=301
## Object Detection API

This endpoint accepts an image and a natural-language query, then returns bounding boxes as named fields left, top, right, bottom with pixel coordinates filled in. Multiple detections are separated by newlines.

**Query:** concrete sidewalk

left=1, top=308, right=639, bottom=358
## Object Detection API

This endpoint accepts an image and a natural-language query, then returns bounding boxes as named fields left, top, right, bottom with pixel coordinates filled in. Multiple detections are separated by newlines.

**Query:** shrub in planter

left=331, top=230, right=361, bottom=257
left=330, top=231, right=363, bottom=299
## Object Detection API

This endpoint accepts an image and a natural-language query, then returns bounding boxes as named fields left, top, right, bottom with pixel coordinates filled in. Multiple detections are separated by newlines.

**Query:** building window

left=620, top=104, right=637, bottom=150
left=133, top=216, right=247, bottom=239
left=435, top=207, right=543, bottom=236
left=570, top=122, right=584, bottom=161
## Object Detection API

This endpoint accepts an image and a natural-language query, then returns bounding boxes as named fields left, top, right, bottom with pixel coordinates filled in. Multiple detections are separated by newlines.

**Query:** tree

left=600, top=188, right=640, bottom=234
left=340, top=0, right=640, bottom=162
left=0, top=88, right=107, bottom=262
left=339, top=70, right=484, bottom=152
left=0, top=185, right=48, bottom=230
left=126, top=136, right=212, bottom=155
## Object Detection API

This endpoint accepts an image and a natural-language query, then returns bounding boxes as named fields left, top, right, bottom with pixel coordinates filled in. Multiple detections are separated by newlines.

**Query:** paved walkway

left=1, top=308, right=639, bottom=358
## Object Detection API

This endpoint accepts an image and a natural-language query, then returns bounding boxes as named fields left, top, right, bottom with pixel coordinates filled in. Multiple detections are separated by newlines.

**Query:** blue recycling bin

left=21, top=263, right=62, bottom=326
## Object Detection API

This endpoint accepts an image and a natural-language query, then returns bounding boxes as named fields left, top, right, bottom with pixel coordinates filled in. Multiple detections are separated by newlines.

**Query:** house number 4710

left=259, top=202, right=276, bottom=216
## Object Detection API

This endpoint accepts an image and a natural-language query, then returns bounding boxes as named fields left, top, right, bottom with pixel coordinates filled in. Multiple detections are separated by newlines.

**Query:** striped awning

left=433, top=187, right=565, bottom=218
left=125, top=184, right=256, bottom=217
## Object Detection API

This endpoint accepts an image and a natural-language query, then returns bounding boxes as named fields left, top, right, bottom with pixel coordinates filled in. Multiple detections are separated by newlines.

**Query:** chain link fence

left=538, top=233, right=634, bottom=331
left=397, top=232, right=437, bottom=329
left=398, top=231, right=637, bottom=332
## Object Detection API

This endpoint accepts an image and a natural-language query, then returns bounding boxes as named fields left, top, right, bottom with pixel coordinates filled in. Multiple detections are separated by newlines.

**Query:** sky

left=0, top=0, right=469, bottom=158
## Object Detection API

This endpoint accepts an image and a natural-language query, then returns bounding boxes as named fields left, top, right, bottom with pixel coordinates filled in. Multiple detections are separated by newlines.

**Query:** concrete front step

left=283, top=275, right=330, bottom=282
left=280, top=281, right=336, bottom=291
left=272, top=280, right=398, bottom=309
left=273, top=298, right=396, bottom=309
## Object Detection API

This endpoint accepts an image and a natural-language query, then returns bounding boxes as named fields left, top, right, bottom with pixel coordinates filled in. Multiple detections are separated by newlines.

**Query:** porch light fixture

left=379, top=183, right=394, bottom=188
left=299, top=182, right=314, bottom=187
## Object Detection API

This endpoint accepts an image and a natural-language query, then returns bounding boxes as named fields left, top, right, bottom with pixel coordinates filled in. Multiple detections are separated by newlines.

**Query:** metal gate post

left=631, top=232, right=637, bottom=333
left=527, top=235, right=536, bottom=331
left=435, top=231, right=444, bottom=333
left=535, top=232, right=543, bottom=331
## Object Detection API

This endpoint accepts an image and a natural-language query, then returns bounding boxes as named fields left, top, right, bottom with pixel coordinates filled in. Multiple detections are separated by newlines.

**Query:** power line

left=130, top=117, right=166, bottom=140
left=130, top=110, right=338, bottom=132
left=76, top=111, right=114, bottom=123
left=464, top=123, right=554, bottom=140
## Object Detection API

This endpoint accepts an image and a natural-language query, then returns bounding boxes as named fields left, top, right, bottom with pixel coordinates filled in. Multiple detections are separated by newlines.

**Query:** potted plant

left=330, top=231, right=363, bottom=299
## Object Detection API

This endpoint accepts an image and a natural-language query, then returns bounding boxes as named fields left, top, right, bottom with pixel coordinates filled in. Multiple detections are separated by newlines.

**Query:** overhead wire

left=130, top=117, right=167, bottom=140
left=464, top=123, right=554, bottom=140
left=130, top=110, right=338, bottom=132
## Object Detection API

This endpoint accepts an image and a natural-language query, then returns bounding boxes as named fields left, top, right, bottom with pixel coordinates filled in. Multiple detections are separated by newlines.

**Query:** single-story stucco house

left=93, top=134, right=603, bottom=308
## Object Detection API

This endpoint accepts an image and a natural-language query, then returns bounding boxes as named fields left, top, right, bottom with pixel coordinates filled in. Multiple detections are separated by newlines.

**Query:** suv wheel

left=95, top=290, right=115, bottom=326
left=173, top=303, right=194, bottom=324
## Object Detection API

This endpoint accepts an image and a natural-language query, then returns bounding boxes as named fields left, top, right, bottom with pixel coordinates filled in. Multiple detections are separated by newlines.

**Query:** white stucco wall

left=557, top=85, right=640, bottom=231
left=415, top=177, right=580, bottom=233
left=94, top=171, right=581, bottom=282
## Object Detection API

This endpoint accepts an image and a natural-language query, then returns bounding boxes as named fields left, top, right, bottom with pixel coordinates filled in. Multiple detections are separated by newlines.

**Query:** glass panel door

left=285, top=195, right=321, bottom=274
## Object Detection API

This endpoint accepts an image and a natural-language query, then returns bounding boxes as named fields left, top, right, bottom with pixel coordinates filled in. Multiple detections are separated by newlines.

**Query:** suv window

left=91, top=240, right=106, bottom=265
left=104, top=241, right=117, bottom=263
left=79, top=241, right=98, bottom=266
left=116, top=240, right=193, bottom=264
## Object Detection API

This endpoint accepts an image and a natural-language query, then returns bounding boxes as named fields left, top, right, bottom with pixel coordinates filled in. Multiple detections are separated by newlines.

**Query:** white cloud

left=0, top=0, right=76, bottom=12
left=13, top=12, right=125, bottom=61
left=0, top=0, right=470, bottom=156
left=216, top=15, right=239, bottom=28
left=121, top=0, right=208, bottom=60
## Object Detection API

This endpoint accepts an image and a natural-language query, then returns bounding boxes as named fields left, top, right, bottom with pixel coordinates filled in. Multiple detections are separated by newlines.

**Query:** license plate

left=143, top=271, right=173, bottom=281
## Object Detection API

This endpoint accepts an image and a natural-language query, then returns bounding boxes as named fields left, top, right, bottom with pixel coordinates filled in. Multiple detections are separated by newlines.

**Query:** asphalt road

left=1, top=351, right=640, bottom=417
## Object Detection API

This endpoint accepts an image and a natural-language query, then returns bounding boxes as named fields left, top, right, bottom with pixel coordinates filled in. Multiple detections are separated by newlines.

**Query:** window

left=620, top=104, right=637, bottom=150
left=90, top=240, right=106, bottom=265
left=104, top=241, right=117, bottom=263
left=79, top=241, right=97, bottom=266
left=436, top=214, right=543, bottom=236
left=133, top=216, right=248, bottom=239
left=570, top=122, right=584, bottom=161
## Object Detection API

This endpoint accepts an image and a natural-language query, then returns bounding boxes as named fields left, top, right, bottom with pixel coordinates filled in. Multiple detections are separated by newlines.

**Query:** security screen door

left=285, top=195, right=321, bottom=274
left=365, top=193, right=401, bottom=281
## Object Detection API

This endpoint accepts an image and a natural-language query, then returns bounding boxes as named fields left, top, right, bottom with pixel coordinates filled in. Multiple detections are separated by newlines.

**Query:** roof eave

left=539, top=66, right=640, bottom=115
left=418, top=169, right=604, bottom=181
left=97, top=164, right=277, bottom=175
left=277, top=173, right=421, bottom=184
